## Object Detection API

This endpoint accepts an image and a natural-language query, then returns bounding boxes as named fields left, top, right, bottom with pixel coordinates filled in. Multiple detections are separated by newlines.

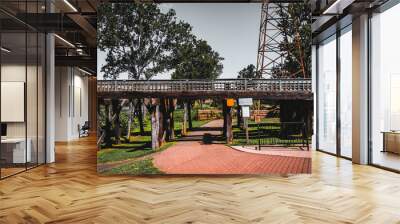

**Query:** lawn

left=98, top=110, right=212, bottom=166
left=104, top=158, right=163, bottom=175
left=98, top=136, right=174, bottom=164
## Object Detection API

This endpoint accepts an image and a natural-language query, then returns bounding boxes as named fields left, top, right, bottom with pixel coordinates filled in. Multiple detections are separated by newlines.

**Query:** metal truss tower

left=256, top=2, right=288, bottom=79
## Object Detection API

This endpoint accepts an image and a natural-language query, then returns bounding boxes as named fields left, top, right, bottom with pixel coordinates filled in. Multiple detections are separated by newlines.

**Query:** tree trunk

left=97, top=98, right=102, bottom=146
left=182, top=102, right=188, bottom=136
left=126, top=100, right=135, bottom=142
left=151, top=99, right=160, bottom=150
left=137, top=99, right=145, bottom=135
left=226, top=105, right=233, bottom=144
left=188, top=101, right=193, bottom=130
left=159, top=98, right=167, bottom=145
left=226, top=107, right=233, bottom=144
left=168, top=98, right=175, bottom=140
left=104, top=102, right=113, bottom=147
left=112, top=99, right=122, bottom=145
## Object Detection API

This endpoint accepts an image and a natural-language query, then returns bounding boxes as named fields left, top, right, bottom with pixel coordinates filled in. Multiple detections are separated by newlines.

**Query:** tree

left=237, top=64, right=258, bottom=79
left=97, top=3, right=192, bottom=148
left=171, top=39, right=223, bottom=80
left=97, top=3, right=192, bottom=80
left=170, top=38, right=224, bottom=131
left=272, top=2, right=311, bottom=78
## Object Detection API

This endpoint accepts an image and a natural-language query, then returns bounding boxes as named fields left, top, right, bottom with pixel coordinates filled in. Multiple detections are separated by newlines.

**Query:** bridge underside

left=97, top=91, right=313, bottom=100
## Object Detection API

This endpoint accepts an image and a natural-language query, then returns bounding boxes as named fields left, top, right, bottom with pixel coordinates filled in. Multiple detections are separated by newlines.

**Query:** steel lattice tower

left=256, top=2, right=288, bottom=79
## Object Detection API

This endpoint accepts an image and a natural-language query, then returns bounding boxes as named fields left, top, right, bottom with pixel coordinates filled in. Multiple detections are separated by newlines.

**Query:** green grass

left=98, top=136, right=174, bottom=164
left=104, top=158, right=163, bottom=175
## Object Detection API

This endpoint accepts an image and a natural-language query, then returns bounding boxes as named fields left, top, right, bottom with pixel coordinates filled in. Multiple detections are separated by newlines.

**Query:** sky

left=97, top=3, right=261, bottom=80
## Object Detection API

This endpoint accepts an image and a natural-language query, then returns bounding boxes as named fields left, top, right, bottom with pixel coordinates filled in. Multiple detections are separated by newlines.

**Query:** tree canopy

left=237, top=64, right=258, bottom=79
left=97, top=3, right=192, bottom=80
left=272, top=2, right=311, bottom=78
left=98, top=3, right=224, bottom=81
left=171, top=39, right=224, bottom=80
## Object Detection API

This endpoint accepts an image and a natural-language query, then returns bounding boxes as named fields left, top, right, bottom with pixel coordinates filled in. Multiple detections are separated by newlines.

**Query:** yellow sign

left=226, top=98, right=235, bottom=107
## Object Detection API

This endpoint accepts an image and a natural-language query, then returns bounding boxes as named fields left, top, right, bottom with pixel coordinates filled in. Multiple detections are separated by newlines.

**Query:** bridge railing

left=97, top=78, right=312, bottom=93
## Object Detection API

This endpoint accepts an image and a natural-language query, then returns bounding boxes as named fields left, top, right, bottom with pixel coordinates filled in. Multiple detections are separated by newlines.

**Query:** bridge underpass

left=97, top=78, right=313, bottom=149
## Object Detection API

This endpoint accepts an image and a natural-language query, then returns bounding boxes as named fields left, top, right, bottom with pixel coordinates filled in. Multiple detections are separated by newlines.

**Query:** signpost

left=238, top=98, right=253, bottom=106
left=238, top=98, right=253, bottom=144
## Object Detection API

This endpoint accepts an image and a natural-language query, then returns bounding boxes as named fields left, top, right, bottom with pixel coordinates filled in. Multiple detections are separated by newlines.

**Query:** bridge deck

left=97, top=79, right=313, bottom=100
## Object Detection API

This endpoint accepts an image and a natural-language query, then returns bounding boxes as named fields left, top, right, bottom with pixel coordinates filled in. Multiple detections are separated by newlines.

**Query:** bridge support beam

left=137, top=99, right=145, bottom=136
left=237, top=104, right=242, bottom=128
left=112, top=99, right=123, bottom=145
left=104, top=101, right=113, bottom=147
left=188, top=100, right=193, bottom=130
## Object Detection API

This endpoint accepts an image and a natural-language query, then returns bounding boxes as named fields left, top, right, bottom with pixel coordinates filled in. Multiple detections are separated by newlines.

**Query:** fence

left=233, top=122, right=310, bottom=150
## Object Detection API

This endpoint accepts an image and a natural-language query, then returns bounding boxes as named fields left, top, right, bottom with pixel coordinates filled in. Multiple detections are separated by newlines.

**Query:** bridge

left=97, top=78, right=313, bottom=100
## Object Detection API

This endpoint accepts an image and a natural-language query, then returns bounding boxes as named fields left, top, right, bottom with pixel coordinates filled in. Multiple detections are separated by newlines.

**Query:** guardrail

left=97, top=78, right=312, bottom=93
left=234, top=122, right=310, bottom=150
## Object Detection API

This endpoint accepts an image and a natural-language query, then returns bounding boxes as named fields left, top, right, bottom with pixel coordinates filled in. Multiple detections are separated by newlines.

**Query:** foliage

left=237, top=64, right=258, bottom=79
left=104, top=158, right=164, bottom=175
left=97, top=3, right=192, bottom=80
left=272, top=2, right=312, bottom=78
left=119, top=110, right=130, bottom=136
left=171, top=39, right=224, bottom=80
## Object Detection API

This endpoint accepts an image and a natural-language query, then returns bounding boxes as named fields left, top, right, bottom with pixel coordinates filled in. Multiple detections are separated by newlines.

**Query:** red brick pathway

left=153, top=142, right=310, bottom=174
left=153, top=119, right=311, bottom=174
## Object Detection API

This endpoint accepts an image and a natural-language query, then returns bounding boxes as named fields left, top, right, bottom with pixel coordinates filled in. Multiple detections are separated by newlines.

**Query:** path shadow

left=109, top=141, right=152, bottom=151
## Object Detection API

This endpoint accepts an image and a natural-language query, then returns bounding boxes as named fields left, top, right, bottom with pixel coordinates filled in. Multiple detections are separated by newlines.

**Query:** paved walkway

left=153, top=120, right=311, bottom=175
left=231, top=145, right=311, bottom=158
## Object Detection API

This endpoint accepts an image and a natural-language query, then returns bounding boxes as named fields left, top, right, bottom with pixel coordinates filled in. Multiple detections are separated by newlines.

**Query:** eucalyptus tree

left=97, top=2, right=192, bottom=146
left=98, top=2, right=192, bottom=80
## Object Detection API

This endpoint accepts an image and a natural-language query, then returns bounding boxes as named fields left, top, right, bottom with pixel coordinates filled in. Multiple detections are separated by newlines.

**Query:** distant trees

left=237, top=64, right=258, bottom=79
